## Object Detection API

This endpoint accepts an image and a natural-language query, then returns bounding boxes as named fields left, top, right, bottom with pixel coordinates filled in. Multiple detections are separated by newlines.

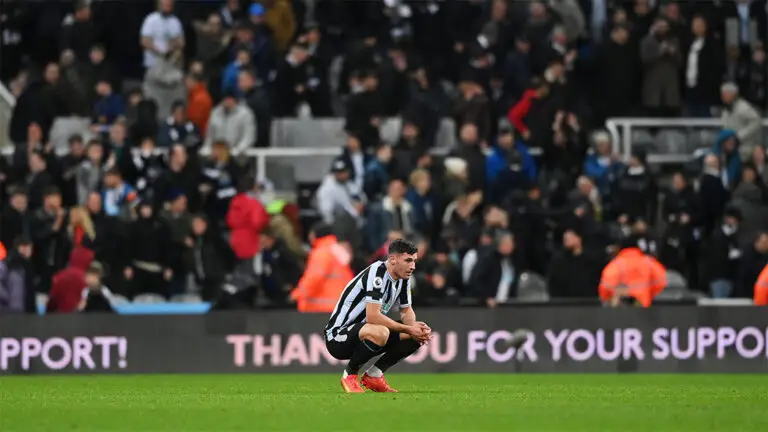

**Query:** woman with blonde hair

left=68, top=207, right=96, bottom=248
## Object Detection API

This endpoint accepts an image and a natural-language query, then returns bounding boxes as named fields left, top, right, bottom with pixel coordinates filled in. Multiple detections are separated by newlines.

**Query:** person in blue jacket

left=712, top=129, right=742, bottom=190
left=583, top=131, right=624, bottom=200
left=486, top=124, right=537, bottom=203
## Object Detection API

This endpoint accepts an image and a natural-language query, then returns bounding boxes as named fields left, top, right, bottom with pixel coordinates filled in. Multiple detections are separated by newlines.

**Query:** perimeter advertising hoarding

left=1, top=307, right=767, bottom=375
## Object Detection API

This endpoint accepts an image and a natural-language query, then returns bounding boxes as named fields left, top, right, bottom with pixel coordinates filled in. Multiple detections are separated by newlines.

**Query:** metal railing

left=605, top=117, right=768, bottom=164
left=0, top=82, right=15, bottom=149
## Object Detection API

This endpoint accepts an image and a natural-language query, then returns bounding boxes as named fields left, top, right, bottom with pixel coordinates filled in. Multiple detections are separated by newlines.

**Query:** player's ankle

left=343, top=368, right=359, bottom=377
left=366, top=366, right=384, bottom=378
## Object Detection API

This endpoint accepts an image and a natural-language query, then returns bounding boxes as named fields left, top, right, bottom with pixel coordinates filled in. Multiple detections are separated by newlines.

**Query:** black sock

left=345, top=340, right=384, bottom=375
left=374, top=338, right=421, bottom=373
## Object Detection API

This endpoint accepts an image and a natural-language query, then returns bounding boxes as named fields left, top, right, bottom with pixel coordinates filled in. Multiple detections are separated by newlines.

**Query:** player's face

left=393, top=253, right=417, bottom=279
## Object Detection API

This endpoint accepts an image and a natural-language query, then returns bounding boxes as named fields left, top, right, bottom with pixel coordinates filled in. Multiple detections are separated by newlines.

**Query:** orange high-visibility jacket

left=291, top=235, right=354, bottom=313
left=754, top=264, right=768, bottom=306
left=599, top=248, right=667, bottom=307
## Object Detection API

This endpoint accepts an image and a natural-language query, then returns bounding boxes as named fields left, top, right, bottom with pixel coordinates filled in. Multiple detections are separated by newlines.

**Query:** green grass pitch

left=1, top=374, right=766, bottom=431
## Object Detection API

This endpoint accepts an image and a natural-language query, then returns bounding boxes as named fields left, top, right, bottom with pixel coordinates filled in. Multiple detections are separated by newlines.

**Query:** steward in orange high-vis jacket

left=599, top=239, right=667, bottom=307
left=754, top=264, right=768, bottom=306
left=291, top=223, right=354, bottom=313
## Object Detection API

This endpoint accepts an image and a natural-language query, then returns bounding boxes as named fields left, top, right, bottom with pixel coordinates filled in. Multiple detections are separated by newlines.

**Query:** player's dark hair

left=388, top=238, right=418, bottom=255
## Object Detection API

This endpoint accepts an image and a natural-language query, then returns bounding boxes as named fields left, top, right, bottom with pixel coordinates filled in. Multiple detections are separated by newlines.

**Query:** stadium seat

left=516, top=272, right=550, bottom=302
left=656, top=130, right=688, bottom=154
left=132, top=293, right=167, bottom=304
left=109, top=294, right=130, bottom=306
left=630, top=130, right=655, bottom=153
left=170, top=293, right=203, bottom=304
left=655, top=270, right=689, bottom=300
left=687, top=130, right=719, bottom=152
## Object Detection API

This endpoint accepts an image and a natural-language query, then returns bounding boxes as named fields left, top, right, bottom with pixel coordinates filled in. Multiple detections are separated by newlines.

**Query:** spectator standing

left=10, top=63, right=70, bottom=147
left=157, top=101, right=203, bottom=151
left=100, top=169, right=137, bottom=218
left=702, top=208, right=742, bottom=298
left=79, top=262, right=116, bottom=313
left=31, top=186, right=70, bottom=293
left=222, top=45, right=252, bottom=96
left=187, top=214, right=234, bottom=301
left=123, top=201, right=172, bottom=298
left=452, top=123, right=487, bottom=194
left=261, top=0, right=296, bottom=53
left=59, top=135, right=87, bottom=208
left=161, top=191, right=193, bottom=296
left=363, top=143, right=393, bottom=201
left=156, top=145, right=201, bottom=210
left=547, top=227, right=603, bottom=298
left=640, top=19, right=682, bottom=117
left=612, top=150, right=657, bottom=224
left=226, top=177, right=270, bottom=284
left=0, top=236, right=35, bottom=314
left=238, top=68, right=272, bottom=147
left=60, top=0, right=97, bottom=66
left=740, top=44, right=766, bottom=110
left=731, top=165, right=768, bottom=247
left=684, top=16, right=725, bottom=118
left=344, top=69, right=382, bottom=151
left=199, top=141, right=241, bottom=222
left=698, top=154, right=730, bottom=237
left=76, top=140, right=109, bottom=205
left=583, top=131, right=623, bottom=216
left=720, top=82, right=762, bottom=159
left=259, top=228, right=303, bottom=304
left=367, top=179, right=416, bottom=252
left=486, top=124, right=537, bottom=203
left=203, top=91, right=256, bottom=155
left=185, top=73, right=213, bottom=136
left=591, top=24, right=639, bottom=123
left=713, top=129, right=743, bottom=190
left=752, top=147, right=768, bottom=185
left=406, top=169, right=437, bottom=240
left=0, top=187, right=30, bottom=248
left=82, top=45, right=121, bottom=104
left=316, top=158, right=364, bottom=228
left=47, top=246, right=94, bottom=313
left=140, top=0, right=185, bottom=72
left=470, top=231, right=523, bottom=308
left=122, top=137, right=166, bottom=202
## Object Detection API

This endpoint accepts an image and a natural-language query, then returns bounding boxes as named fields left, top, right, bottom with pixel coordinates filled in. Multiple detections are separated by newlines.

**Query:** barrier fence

left=2, top=307, right=767, bottom=375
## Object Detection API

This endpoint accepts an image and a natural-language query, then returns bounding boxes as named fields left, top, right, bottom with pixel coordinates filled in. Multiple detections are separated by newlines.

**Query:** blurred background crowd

left=1, top=0, right=767, bottom=313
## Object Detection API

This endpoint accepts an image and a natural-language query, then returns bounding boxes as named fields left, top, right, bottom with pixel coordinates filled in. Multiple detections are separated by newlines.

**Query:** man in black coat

left=547, top=225, right=605, bottom=299
left=30, top=186, right=69, bottom=293
left=613, top=151, right=657, bottom=224
left=238, top=67, right=272, bottom=147
left=344, top=69, right=382, bottom=151
left=259, top=227, right=304, bottom=305
left=470, top=230, right=526, bottom=308
left=698, top=153, right=730, bottom=237
left=701, top=207, right=742, bottom=298
left=683, top=16, right=725, bottom=117
left=187, top=214, right=235, bottom=301
left=0, top=186, right=30, bottom=249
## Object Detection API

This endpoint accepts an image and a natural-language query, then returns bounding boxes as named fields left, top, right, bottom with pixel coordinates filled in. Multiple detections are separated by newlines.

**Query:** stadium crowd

left=1, top=0, right=768, bottom=313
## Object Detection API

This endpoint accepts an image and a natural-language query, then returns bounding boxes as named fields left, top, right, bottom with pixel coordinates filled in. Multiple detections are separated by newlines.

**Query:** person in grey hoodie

left=203, top=91, right=256, bottom=155
left=0, top=236, right=34, bottom=313
left=76, top=140, right=110, bottom=205
left=720, top=82, right=762, bottom=159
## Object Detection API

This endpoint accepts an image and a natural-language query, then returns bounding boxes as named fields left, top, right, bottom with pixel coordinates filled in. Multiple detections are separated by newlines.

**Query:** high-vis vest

left=754, top=264, right=768, bottom=306
left=291, top=235, right=354, bottom=313
left=599, top=248, right=667, bottom=307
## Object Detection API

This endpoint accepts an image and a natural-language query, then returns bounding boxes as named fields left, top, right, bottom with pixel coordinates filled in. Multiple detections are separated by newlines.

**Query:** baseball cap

left=330, top=158, right=349, bottom=173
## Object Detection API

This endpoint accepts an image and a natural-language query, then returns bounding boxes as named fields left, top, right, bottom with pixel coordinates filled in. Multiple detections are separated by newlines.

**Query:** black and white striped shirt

left=325, top=261, right=412, bottom=339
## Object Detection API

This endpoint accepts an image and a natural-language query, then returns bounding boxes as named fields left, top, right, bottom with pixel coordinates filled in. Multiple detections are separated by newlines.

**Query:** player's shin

left=371, top=338, right=421, bottom=373
left=345, top=340, right=384, bottom=376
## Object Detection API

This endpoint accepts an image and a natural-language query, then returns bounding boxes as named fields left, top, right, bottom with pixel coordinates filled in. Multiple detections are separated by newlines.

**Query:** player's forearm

left=400, top=308, right=416, bottom=325
left=367, top=311, right=411, bottom=334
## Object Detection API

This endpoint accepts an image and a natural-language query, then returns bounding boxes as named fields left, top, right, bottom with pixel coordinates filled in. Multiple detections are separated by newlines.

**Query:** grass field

left=1, top=374, right=766, bottom=431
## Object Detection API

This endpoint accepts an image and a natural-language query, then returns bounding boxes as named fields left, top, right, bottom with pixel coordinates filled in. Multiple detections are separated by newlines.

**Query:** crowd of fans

left=1, top=0, right=768, bottom=313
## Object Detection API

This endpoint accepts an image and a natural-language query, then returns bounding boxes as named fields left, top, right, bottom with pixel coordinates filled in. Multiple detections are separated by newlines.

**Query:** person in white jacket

left=315, top=158, right=364, bottom=227
left=203, top=91, right=256, bottom=155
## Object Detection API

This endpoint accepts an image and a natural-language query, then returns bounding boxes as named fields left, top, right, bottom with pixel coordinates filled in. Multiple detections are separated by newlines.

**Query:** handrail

left=605, top=117, right=768, bottom=162
left=0, top=82, right=16, bottom=106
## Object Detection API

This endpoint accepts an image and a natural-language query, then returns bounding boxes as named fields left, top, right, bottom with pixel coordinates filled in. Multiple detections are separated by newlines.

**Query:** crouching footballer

left=325, top=239, right=431, bottom=393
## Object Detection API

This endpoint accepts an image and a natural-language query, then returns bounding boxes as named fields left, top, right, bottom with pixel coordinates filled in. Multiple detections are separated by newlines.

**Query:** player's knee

left=361, top=324, right=389, bottom=346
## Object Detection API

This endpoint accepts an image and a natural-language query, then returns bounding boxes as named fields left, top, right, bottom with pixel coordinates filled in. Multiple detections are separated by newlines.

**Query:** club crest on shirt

left=373, top=277, right=384, bottom=289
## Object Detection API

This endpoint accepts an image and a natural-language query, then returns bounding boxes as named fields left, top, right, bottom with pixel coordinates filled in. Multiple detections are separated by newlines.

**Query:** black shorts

left=325, top=323, right=402, bottom=360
